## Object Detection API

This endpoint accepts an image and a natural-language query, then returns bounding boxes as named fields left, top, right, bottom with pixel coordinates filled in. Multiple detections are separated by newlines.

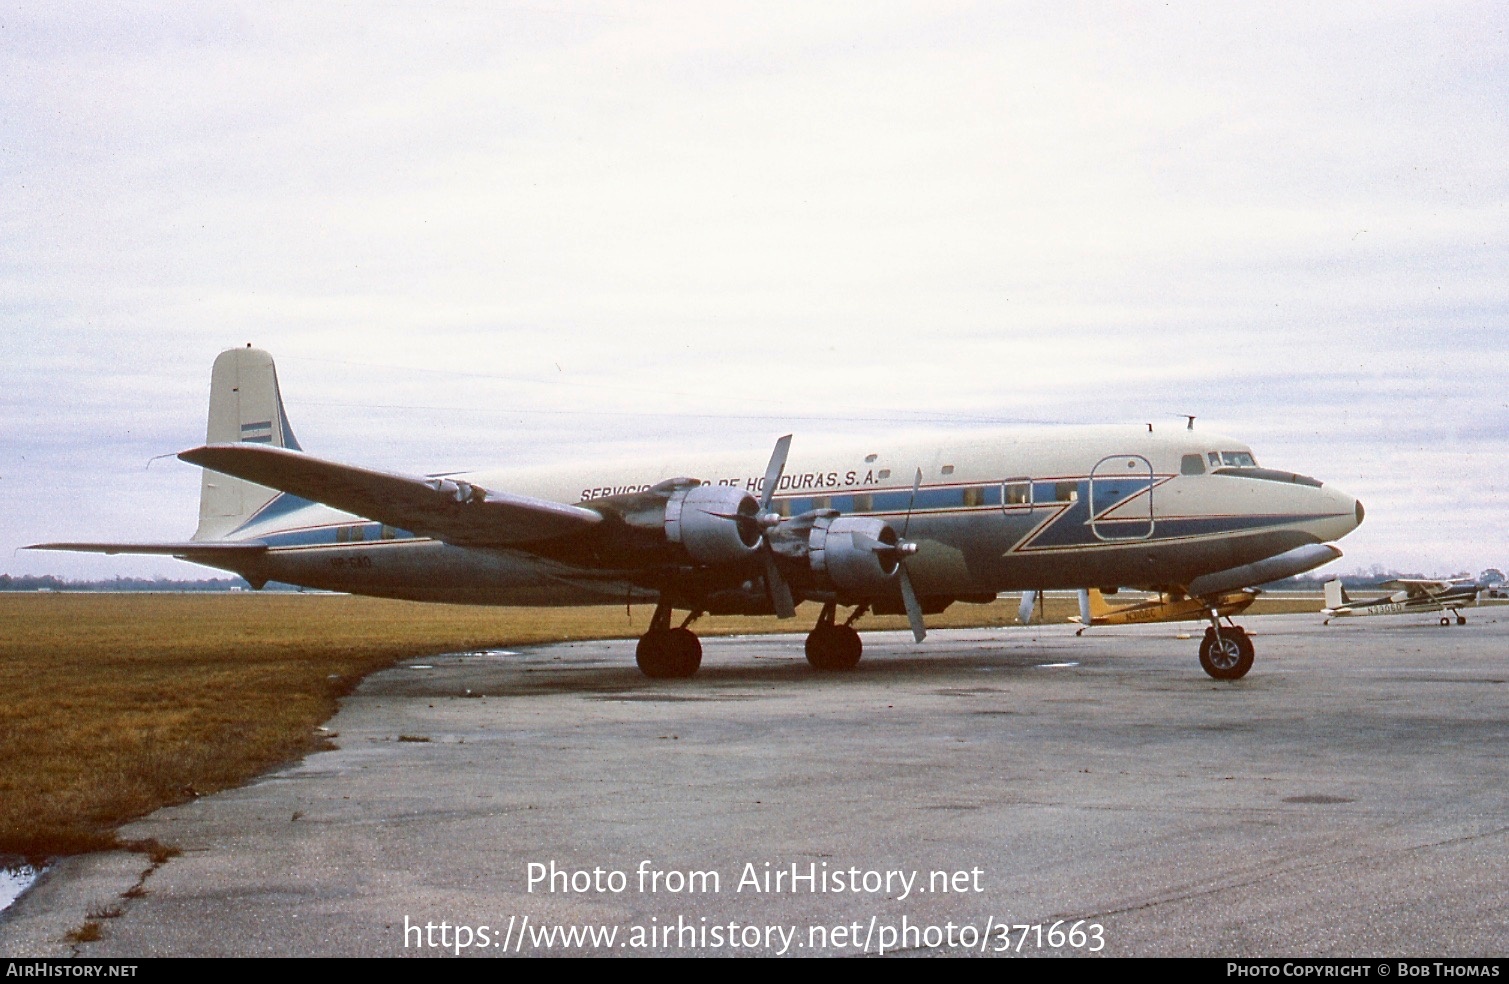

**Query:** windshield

left=1216, top=451, right=1257, bottom=468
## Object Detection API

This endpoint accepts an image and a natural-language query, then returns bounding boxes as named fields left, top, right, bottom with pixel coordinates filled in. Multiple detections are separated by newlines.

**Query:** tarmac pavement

left=2, top=613, right=1505, bottom=957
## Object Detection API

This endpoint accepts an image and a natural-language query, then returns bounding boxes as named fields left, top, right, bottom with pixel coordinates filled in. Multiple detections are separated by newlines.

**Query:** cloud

left=2, top=2, right=1506, bottom=577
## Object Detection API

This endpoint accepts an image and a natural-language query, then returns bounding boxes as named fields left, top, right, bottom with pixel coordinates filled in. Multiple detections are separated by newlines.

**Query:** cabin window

left=1181, top=454, right=1205, bottom=476
left=877, top=469, right=891, bottom=480
left=941, top=464, right=955, bottom=475
left=962, top=486, right=985, bottom=507
left=349, top=525, right=365, bottom=542
left=864, top=453, right=878, bottom=463
left=852, top=493, right=873, bottom=512
left=1004, top=480, right=1031, bottom=506
left=1035, top=481, right=1078, bottom=503
left=380, top=525, right=398, bottom=540
left=774, top=499, right=791, bottom=518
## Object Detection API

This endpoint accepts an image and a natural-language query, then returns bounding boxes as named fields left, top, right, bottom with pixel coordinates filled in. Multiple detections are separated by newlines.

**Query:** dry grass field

left=0, top=591, right=1320, bottom=858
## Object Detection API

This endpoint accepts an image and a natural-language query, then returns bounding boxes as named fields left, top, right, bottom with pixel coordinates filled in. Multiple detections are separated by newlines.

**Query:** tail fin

left=1087, top=588, right=1117, bottom=618
left=1323, top=578, right=1345, bottom=610
left=194, top=346, right=303, bottom=541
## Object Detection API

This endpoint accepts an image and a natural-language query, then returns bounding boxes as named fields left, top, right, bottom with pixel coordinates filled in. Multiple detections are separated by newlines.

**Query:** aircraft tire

left=1440, top=617, right=1451, bottom=626
left=1199, top=628, right=1253, bottom=681
left=806, top=625, right=862, bottom=671
left=1457, top=615, right=1468, bottom=625
left=667, top=627, right=702, bottom=677
left=636, top=629, right=702, bottom=679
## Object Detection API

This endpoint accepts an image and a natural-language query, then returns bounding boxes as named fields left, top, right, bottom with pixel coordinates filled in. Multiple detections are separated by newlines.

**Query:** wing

left=1381, top=578, right=1451, bottom=598
left=177, top=444, right=602, bottom=548
left=26, top=541, right=268, bottom=559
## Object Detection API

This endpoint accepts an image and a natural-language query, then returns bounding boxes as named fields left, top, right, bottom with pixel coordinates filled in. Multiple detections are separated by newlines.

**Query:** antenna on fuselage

left=1183, top=414, right=1196, bottom=430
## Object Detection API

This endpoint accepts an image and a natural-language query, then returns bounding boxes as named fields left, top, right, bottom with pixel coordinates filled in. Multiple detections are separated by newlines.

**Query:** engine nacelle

left=809, top=515, right=903, bottom=595
left=665, top=485, right=763, bottom=565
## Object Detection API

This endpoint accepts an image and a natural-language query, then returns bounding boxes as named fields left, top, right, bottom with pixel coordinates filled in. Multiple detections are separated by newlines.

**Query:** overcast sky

left=3, top=2, right=1505, bottom=581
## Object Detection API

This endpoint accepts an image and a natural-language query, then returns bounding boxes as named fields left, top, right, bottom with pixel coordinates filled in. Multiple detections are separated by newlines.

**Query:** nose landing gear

left=1199, top=611, right=1254, bottom=680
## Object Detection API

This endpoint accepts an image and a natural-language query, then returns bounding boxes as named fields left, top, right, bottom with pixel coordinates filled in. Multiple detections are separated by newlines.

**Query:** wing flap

left=178, top=444, right=602, bottom=547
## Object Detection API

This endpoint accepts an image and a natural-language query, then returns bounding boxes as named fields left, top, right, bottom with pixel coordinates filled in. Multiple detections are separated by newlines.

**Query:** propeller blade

left=898, top=567, right=926, bottom=642
left=901, top=467, right=922, bottom=538
left=1077, top=588, right=1091, bottom=626
left=759, top=435, right=793, bottom=513
left=1018, top=590, right=1037, bottom=625
left=763, top=549, right=796, bottom=619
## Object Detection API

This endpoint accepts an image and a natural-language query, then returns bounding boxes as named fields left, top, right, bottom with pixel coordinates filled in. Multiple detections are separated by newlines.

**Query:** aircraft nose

left=1314, top=484, right=1364, bottom=542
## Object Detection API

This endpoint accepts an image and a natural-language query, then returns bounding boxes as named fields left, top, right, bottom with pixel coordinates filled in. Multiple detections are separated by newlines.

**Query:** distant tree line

left=0, top=574, right=302, bottom=593
left=1262, top=569, right=1504, bottom=591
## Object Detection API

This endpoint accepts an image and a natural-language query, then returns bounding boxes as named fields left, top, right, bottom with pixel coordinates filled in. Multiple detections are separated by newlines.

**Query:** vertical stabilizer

left=194, top=346, right=302, bottom=541
left=1323, top=579, right=1345, bottom=610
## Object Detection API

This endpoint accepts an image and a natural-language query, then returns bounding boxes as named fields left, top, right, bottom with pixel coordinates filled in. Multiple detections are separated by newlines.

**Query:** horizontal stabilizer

left=26, top=541, right=268, bottom=557
left=178, top=443, right=603, bottom=547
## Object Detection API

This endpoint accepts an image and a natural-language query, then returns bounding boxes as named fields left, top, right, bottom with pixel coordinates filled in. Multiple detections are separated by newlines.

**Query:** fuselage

left=215, top=425, right=1362, bottom=609
left=1323, top=583, right=1482, bottom=619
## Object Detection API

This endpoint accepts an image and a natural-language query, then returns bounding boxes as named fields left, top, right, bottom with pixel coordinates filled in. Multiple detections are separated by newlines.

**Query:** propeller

left=757, top=435, right=796, bottom=618
left=1077, top=588, right=1092, bottom=626
left=1017, top=590, right=1036, bottom=625
left=894, top=467, right=927, bottom=642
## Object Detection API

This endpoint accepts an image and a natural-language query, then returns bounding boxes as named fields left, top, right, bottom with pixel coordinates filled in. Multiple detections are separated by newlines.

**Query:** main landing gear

left=1441, top=611, right=1468, bottom=626
left=806, top=602, right=865, bottom=671
left=633, top=601, right=873, bottom=678
left=1198, top=611, right=1254, bottom=681
left=635, top=604, right=703, bottom=679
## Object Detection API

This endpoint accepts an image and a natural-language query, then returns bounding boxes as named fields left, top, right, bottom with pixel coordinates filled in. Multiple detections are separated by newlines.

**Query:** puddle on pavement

left=1, top=859, right=43, bottom=913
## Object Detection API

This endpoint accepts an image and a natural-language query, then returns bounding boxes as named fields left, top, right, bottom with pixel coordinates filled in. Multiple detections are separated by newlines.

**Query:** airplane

left=29, top=346, right=1365, bottom=681
left=1065, top=585, right=1263, bottom=635
left=1322, top=577, right=1483, bottom=626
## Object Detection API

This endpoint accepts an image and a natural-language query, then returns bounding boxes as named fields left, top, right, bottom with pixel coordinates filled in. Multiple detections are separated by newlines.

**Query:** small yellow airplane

left=1068, top=587, right=1259, bottom=633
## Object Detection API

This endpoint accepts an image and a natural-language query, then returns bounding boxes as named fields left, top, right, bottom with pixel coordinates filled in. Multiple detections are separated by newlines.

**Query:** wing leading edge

left=177, top=444, right=603, bottom=547
left=26, top=541, right=269, bottom=559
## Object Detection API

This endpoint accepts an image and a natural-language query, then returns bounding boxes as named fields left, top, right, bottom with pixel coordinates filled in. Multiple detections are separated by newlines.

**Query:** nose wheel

left=1199, top=623, right=1254, bottom=680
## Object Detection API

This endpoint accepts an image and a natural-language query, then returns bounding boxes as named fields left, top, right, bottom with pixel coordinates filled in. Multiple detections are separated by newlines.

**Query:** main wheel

left=666, top=627, right=702, bottom=677
left=1199, top=628, right=1254, bottom=681
left=1440, top=616, right=1451, bottom=626
left=1457, top=615, right=1467, bottom=625
left=636, top=630, right=673, bottom=678
left=636, top=629, right=702, bottom=679
left=806, top=625, right=863, bottom=671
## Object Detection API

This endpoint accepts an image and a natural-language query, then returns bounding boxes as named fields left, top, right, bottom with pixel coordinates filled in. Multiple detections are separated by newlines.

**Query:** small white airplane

left=1322, top=578, right=1484, bottom=626
left=31, top=347, right=1364, bottom=681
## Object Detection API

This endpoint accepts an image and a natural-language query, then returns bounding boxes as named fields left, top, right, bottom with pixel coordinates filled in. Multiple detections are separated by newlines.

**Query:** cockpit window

left=1207, top=451, right=1221, bottom=467
left=1220, top=451, right=1257, bottom=468
left=1181, top=454, right=1205, bottom=476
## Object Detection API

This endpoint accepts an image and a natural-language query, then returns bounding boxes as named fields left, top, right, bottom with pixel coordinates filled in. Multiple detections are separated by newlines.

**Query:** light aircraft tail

left=1087, top=589, right=1118, bottom=619
left=1323, top=578, right=1349, bottom=610
left=194, top=346, right=303, bottom=541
